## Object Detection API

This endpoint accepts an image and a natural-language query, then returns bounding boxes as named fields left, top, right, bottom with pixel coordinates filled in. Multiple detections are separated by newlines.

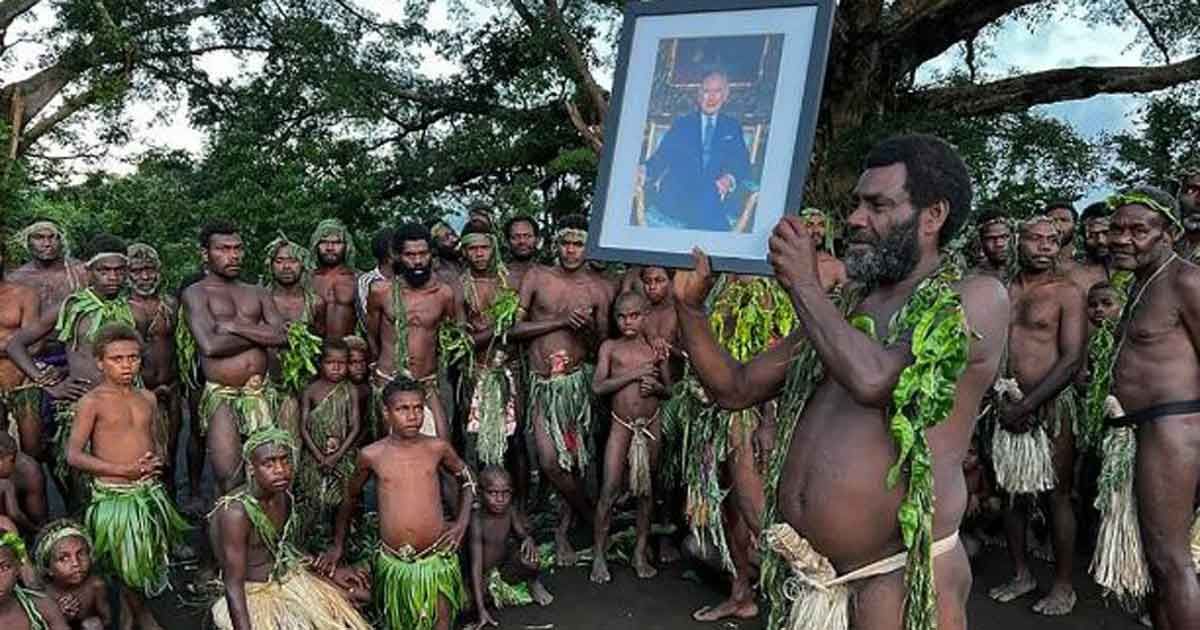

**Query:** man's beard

left=845, top=215, right=920, bottom=286
left=509, top=250, right=534, bottom=263
left=397, top=262, right=432, bottom=287
left=1084, top=244, right=1108, bottom=265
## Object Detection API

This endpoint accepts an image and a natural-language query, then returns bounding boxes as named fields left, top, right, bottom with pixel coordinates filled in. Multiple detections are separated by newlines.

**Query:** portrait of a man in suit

left=636, top=68, right=753, bottom=232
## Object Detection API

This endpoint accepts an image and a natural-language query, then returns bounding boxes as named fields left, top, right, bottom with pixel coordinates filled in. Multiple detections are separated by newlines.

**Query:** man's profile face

left=129, top=262, right=162, bottom=297
left=507, top=221, right=537, bottom=261
left=844, top=163, right=922, bottom=285
left=27, top=228, right=63, bottom=262
left=698, top=74, right=729, bottom=116
left=1018, top=222, right=1060, bottom=272
left=1083, top=217, right=1110, bottom=259
left=640, top=267, right=670, bottom=305
left=250, top=445, right=293, bottom=493
left=204, top=233, right=244, bottom=280
left=1179, top=174, right=1200, bottom=230
left=90, top=255, right=129, bottom=298
left=316, top=234, right=347, bottom=267
left=1046, top=206, right=1076, bottom=247
left=464, top=240, right=494, bottom=273
left=271, top=244, right=303, bottom=286
left=979, top=223, right=1011, bottom=267
left=557, top=237, right=586, bottom=271
left=1109, top=204, right=1174, bottom=271
left=97, top=339, right=141, bottom=386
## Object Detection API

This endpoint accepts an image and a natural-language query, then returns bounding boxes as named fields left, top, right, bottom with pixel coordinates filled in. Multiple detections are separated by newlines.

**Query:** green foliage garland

left=280, top=320, right=323, bottom=394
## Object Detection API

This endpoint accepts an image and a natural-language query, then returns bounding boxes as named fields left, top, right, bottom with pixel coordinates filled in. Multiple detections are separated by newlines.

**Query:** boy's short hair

left=639, top=266, right=672, bottom=280
left=0, top=433, right=16, bottom=457
left=1089, top=281, right=1118, bottom=296
left=343, top=335, right=369, bottom=353
left=322, top=336, right=350, bottom=358
left=381, top=375, right=423, bottom=407
left=480, top=465, right=511, bottom=487
left=92, top=324, right=143, bottom=358
left=614, top=291, right=647, bottom=310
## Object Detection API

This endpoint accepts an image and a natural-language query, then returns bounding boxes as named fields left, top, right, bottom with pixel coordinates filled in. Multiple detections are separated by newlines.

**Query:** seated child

left=591, top=292, right=671, bottom=583
left=0, top=532, right=69, bottom=630
left=468, top=467, right=552, bottom=628
left=66, top=324, right=189, bottom=630
left=35, top=520, right=110, bottom=630
left=297, top=338, right=362, bottom=549
left=209, top=427, right=371, bottom=630
left=0, top=434, right=33, bottom=535
left=320, top=376, right=476, bottom=630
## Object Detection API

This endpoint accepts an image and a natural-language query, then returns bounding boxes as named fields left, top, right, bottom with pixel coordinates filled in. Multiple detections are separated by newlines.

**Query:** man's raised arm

left=674, top=250, right=793, bottom=411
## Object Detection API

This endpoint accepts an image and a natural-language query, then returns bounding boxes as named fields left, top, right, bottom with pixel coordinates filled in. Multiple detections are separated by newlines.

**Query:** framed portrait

left=586, top=0, right=835, bottom=275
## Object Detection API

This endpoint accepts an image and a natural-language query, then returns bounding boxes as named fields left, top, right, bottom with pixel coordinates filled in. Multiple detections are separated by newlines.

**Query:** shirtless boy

left=0, top=533, right=69, bottom=630
left=990, top=216, right=1086, bottom=616
left=35, top=519, right=111, bottom=630
left=182, top=221, right=287, bottom=493
left=0, top=435, right=32, bottom=534
left=310, top=220, right=359, bottom=340
left=365, top=223, right=462, bottom=441
left=297, top=338, right=361, bottom=547
left=343, top=336, right=371, bottom=440
left=468, top=467, right=552, bottom=629
left=321, top=377, right=475, bottom=630
left=68, top=324, right=188, bottom=630
left=591, top=292, right=670, bottom=583
left=209, top=427, right=370, bottom=630
left=676, top=134, right=1008, bottom=629
left=127, top=243, right=183, bottom=500
left=1107, top=186, right=1200, bottom=629
left=510, top=214, right=610, bottom=562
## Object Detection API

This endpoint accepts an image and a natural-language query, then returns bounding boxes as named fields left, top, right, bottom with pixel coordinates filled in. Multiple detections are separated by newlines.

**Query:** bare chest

left=205, top=286, right=264, bottom=322
left=314, top=272, right=356, bottom=305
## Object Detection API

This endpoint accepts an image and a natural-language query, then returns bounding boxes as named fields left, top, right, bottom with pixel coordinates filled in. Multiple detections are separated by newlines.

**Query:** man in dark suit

left=639, top=69, right=752, bottom=231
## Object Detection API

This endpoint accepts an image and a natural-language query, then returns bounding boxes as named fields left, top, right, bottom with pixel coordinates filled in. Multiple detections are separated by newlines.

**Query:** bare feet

left=1032, top=586, right=1076, bottom=616
left=658, top=537, right=681, bottom=564
left=529, top=579, right=554, bottom=606
left=692, top=597, right=758, bottom=622
left=555, top=533, right=578, bottom=567
left=988, top=573, right=1037, bottom=603
left=590, top=556, right=611, bottom=584
left=633, top=554, right=658, bottom=579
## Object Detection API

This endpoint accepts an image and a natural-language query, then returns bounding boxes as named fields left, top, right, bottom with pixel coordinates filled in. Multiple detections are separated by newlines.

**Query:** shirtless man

left=182, top=221, right=287, bottom=494
left=0, top=240, right=43, bottom=460
left=1106, top=185, right=1200, bottom=629
left=126, top=243, right=184, bottom=501
left=1177, top=167, right=1200, bottom=262
left=989, top=216, right=1086, bottom=616
left=309, top=220, right=358, bottom=340
left=366, top=223, right=462, bottom=440
left=1046, top=201, right=1079, bottom=270
left=1068, top=202, right=1112, bottom=293
left=503, top=216, right=540, bottom=289
left=5, top=220, right=85, bottom=461
left=431, top=220, right=463, bottom=289
left=799, top=208, right=848, bottom=291
left=266, top=237, right=325, bottom=333
left=973, top=209, right=1013, bottom=280
left=509, top=214, right=611, bottom=563
left=676, top=134, right=1008, bottom=628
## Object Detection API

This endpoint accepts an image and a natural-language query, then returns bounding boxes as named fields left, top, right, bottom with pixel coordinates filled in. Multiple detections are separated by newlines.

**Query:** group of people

left=0, top=132, right=1196, bottom=630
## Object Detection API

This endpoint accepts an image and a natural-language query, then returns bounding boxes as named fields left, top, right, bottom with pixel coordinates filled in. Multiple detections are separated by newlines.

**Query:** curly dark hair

left=863, top=134, right=973, bottom=246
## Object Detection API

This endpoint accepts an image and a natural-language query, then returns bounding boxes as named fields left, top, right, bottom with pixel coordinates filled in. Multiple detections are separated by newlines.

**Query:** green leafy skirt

left=199, top=377, right=278, bottom=436
left=85, top=480, right=189, bottom=596
left=528, top=366, right=594, bottom=474
left=374, top=546, right=464, bottom=630
left=487, top=568, right=533, bottom=608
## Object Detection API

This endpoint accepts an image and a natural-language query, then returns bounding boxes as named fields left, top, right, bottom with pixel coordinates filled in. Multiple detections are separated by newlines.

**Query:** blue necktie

left=702, top=116, right=714, bottom=169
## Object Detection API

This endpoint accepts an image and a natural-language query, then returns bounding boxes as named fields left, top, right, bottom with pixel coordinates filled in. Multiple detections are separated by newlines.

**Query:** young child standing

left=468, top=467, right=552, bottom=628
left=35, top=520, right=111, bottom=630
left=590, top=292, right=671, bottom=583
left=320, top=376, right=476, bottom=630
left=343, top=336, right=372, bottom=442
left=0, top=434, right=33, bottom=535
left=297, top=338, right=362, bottom=549
left=67, top=324, right=188, bottom=630
left=0, top=533, right=69, bottom=630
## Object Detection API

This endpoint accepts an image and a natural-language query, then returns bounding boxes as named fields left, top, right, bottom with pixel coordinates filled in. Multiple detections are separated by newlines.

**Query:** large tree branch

left=1125, top=0, right=1170, bottom=64
left=0, top=62, right=83, bottom=127
left=911, top=55, right=1200, bottom=116
left=0, top=0, right=40, bottom=31
left=886, top=0, right=1046, bottom=73
left=541, top=0, right=606, bottom=121
left=17, top=74, right=121, bottom=153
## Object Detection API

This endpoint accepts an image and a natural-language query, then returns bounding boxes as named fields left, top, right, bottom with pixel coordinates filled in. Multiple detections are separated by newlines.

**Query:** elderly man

left=675, top=134, right=1008, bottom=629
left=639, top=68, right=752, bottom=232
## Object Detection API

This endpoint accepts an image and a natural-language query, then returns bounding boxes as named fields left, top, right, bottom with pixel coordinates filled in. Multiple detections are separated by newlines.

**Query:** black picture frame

left=585, top=0, right=835, bottom=275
